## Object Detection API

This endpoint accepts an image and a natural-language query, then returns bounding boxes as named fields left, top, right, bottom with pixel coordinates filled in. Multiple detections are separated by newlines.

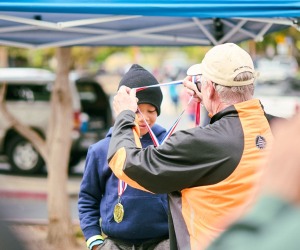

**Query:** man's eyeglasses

left=192, top=75, right=202, bottom=92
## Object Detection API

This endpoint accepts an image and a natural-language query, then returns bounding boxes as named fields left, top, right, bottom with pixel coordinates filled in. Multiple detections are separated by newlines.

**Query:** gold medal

left=113, top=202, right=124, bottom=223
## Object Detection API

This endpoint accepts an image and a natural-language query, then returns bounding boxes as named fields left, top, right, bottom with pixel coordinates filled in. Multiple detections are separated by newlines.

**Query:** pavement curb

left=2, top=218, right=80, bottom=225
left=0, top=190, right=78, bottom=200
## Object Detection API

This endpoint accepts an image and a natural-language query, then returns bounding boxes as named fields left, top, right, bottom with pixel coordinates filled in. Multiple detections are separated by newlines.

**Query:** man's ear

left=207, top=80, right=215, bottom=99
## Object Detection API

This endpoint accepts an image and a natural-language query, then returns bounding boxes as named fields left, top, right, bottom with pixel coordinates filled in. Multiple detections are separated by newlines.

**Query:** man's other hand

left=113, top=86, right=138, bottom=116
left=183, top=76, right=202, bottom=103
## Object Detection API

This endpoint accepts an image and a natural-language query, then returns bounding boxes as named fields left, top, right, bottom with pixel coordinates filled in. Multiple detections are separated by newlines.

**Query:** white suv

left=0, top=68, right=112, bottom=174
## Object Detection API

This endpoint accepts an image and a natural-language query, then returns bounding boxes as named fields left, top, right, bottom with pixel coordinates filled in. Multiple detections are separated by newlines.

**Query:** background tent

left=0, top=1, right=299, bottom=49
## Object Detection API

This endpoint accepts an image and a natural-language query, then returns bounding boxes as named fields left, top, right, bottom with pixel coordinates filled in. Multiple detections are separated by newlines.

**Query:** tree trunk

left=0, top=46, right=8, bottom=67
left=46, top=47, right=75, bottom=247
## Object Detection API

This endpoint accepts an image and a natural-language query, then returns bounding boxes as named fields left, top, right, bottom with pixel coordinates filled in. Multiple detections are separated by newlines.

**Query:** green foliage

left=94, top=47, right=130, bottom=63
left=181, top=46, right=210, bottom=63
left=3, top=26, right=299, bottom=71
left=7, top=47, right=55, bottom=69
left=256, top=27, right=299, bottom=56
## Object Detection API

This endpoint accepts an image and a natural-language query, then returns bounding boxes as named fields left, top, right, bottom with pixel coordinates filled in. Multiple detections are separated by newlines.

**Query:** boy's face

left=136, top=103, right=158, bottom=136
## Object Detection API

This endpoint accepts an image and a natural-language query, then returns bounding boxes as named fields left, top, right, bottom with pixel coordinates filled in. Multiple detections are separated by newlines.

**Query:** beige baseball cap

left=186, top=43, right=256, bottom=87
left=186, top=63, right=202, bottom=76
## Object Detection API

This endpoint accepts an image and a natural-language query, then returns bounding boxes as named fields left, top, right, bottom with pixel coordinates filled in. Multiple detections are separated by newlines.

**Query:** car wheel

left=68, top=153, right=82, bottom=174
left=7, top=136, right=44, bottom=174
left=69, top=153, right=82, bottom=167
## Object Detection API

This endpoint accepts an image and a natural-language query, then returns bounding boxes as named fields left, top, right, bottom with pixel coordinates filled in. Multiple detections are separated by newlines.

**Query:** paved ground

left=0, top=173, right=82, bottom=199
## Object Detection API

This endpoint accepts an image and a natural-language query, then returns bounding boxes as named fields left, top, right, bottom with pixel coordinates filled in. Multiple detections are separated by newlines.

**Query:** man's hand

left=113, top=86, right=138, bottom=116
left=183, top=76, right=202, bottom=103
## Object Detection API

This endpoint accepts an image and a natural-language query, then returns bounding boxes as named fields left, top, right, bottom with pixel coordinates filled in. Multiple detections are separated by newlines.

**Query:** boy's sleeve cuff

left=86, top=235, right=104, bottom=249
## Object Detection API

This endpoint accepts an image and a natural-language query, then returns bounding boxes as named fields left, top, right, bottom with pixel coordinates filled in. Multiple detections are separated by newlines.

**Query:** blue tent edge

left=0, top=1, right=300, bottom=18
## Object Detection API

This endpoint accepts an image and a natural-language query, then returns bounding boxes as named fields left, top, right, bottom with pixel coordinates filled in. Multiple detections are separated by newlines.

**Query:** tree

left=46, top=47, right=76, bottom=247
left=0, top=47, right=77, bottom=248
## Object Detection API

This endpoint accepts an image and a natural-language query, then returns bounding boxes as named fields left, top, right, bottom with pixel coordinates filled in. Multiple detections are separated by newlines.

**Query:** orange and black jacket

left=108, top=99, right=273, bottom=250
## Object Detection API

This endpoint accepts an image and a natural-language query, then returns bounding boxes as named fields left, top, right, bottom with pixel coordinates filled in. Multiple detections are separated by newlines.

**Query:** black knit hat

left=118, top=64, right=163, bottom=115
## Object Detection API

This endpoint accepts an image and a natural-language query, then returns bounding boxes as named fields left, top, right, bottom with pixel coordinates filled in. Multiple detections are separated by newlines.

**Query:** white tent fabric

left=0, top=1, right=299, bottom=48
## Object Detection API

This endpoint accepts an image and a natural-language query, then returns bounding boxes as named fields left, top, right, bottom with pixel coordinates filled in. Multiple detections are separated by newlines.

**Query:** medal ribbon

left=137, top=106, right=160, bottom=146
left=192, top=76, right=201, bottom=127
left=117, top=178, right=127, bottom=202
left=159, top=95, right=194, bottom=145
left=136, top=78, right=199, bottom=145
left=135, top=80, right=183, bottom=92
left=117, top=78, right=199, bottom=197
left=137, top=94, right=194, bottom=146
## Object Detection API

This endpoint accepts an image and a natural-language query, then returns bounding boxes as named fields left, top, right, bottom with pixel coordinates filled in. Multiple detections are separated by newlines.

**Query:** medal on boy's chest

left=114, top=180, right=127, bottom=223
left=113, top=200, right=124, bottom=223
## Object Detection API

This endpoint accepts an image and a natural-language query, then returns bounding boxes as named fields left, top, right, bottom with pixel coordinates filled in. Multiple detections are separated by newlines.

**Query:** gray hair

left=212, top=72, right=255, bottom=104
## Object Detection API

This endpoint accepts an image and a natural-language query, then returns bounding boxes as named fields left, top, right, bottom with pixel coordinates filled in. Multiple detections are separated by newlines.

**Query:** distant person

left=207, top=114, right=300, bottom=250
left=78, top=64, right=169, bottom=250
left=164, top=64, right=183, bottom=113
left=179, top=89, right=196, bottom=127
left=108, top=43, right=274, bottom=249
left=169, top=84, right=179, bottom=112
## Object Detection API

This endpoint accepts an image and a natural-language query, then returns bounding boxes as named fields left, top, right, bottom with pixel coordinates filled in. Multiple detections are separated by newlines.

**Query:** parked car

left=0, top=68, right=112, bottom=174
left=255, top=56, right=298, bottom=84
left=71, top=74, right=113, bottom=165
left=254, top=78, right=300, bottom=118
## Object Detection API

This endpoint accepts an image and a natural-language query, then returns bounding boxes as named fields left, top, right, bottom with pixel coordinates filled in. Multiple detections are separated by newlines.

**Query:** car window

left=75, top=81, right=110, bottom=112
left=76, top=84, right=98, bottom=104
left=75, top=80, right=112, bottom=130
left=5, top=83, right=51, bottom=101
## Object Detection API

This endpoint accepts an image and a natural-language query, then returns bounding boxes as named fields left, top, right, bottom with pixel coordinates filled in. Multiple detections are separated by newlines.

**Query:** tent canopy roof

left=0, top=1, right=299, bottom=49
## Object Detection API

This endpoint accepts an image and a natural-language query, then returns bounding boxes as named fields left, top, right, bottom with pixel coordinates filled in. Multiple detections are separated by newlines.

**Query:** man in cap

left=108, top=43, right=274, bottom=250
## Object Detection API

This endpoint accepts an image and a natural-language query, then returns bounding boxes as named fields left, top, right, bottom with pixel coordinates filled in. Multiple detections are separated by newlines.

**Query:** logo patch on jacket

left=255, top=135, right=266, bottom=149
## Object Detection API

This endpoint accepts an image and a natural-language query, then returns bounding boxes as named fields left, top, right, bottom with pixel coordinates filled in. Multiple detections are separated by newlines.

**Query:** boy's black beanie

left=118, top=64, right=163, bottom=115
